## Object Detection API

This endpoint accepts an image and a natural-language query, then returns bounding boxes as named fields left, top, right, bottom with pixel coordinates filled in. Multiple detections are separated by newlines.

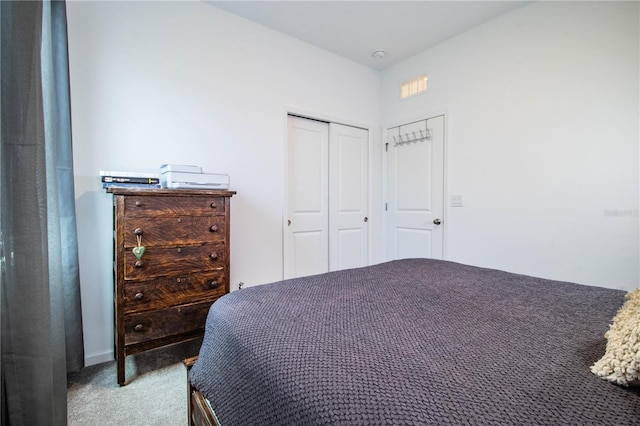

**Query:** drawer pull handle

left=209, top=252, right=218, bottom=260
left=135, top=201, right=142, bottom=207
left=134, top=228, right=144, bottom=235
left=209, top=280, right=219, bottom=289
left=134, top=292, right=144, bottom=300
left=209, top=225, right=218, bottom=232
left=210, top=202, right=217, bottom=209
left=134, top=260, right=143, bottom=268
left=134, top=324, right=144, bottom=332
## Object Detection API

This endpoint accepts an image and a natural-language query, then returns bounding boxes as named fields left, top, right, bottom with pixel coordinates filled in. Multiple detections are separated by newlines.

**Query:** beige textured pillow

left=591, top=288, right=640, bottom=386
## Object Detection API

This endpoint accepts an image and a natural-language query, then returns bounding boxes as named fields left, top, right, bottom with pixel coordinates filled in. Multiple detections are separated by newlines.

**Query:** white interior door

left=285, top=116, right=329, bottom=279
left=386, top=115, right=444, bottom=260
left=329, top=123, right=369, bottom=271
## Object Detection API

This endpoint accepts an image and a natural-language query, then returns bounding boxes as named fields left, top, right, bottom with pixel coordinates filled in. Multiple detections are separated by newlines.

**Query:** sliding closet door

left=284, top=116, right=329, bottom=279
left=329, top=123, right=369, bottom=271
left=285, top=116, right=369, bottom=279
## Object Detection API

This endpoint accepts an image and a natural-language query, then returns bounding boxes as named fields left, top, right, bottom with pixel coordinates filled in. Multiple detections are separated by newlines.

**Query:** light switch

left=451, top=194, right=464, bottom=207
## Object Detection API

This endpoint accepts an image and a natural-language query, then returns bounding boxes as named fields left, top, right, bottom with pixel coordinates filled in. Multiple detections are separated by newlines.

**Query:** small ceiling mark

left=371, top=49, right=387, bottom=59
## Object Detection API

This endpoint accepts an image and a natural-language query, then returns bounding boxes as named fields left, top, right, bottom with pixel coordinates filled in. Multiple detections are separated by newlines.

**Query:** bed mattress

left=190, top=259, right=640, bottom=425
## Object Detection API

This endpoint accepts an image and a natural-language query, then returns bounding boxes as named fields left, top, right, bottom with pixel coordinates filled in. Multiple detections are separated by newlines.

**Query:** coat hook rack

left=392, top=128, right=432, bottom=146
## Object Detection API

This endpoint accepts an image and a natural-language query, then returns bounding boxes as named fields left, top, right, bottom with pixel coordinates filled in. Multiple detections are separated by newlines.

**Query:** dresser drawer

left=123, top=272, right=227, bottom=313
left=123, top=196, right=225, bottom=217
left=123, top=216, right=226, bottom=247
left=123, top=300, right=214, bottom=345
left=123, top=243, right=226, bottom=280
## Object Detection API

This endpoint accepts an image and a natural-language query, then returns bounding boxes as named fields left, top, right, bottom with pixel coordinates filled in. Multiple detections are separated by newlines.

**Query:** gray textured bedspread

left=190, top=259, right=640, bottom=425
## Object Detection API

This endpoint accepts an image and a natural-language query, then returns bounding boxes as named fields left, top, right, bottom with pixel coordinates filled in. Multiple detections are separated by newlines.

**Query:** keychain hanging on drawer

left=132, top=233, right=146, bottom=259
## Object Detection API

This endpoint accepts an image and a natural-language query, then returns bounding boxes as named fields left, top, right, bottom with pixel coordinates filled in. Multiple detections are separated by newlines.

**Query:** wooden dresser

left=107, top=187, right=235, bottom=385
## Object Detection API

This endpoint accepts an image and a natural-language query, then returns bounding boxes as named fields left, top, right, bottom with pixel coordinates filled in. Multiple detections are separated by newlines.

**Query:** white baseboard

left=84, top=350, right=114, bottom=367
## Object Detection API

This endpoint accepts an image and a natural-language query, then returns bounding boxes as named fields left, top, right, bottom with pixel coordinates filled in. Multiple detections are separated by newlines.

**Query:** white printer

left=160, top=164, right=230, bottom=190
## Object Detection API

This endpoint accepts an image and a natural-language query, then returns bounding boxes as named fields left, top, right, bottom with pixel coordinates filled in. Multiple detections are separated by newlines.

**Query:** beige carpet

left=67, top=339, right=202, bottom=426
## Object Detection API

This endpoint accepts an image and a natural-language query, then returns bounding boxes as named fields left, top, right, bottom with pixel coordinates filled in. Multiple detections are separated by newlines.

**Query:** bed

left=187, top=259, right=640, bottom=425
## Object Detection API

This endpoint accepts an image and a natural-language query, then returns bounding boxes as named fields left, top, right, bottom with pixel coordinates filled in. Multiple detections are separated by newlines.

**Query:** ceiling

left=208, top=1, right=529, bottom=70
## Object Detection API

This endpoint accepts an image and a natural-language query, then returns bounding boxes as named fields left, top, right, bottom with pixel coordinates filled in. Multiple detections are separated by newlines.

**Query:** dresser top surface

left=106, top=188, right=236, bottom=197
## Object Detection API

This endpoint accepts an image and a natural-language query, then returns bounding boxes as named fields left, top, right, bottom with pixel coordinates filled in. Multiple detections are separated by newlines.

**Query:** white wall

left=67, top=1, right=382, bottom=365
left=381, top=1, right=639, bottom=290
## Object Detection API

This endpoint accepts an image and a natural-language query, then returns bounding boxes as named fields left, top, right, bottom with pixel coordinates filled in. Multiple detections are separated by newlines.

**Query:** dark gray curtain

left=1, top=1, right=84, bottom=425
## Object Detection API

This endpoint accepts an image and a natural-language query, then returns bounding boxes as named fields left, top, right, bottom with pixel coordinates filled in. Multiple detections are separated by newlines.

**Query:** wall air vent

left=400, top=74, right=427, bottom=99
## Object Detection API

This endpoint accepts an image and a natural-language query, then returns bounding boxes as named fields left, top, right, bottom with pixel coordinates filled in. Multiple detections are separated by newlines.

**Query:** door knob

left=433, top=218, right=442, bottom=225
